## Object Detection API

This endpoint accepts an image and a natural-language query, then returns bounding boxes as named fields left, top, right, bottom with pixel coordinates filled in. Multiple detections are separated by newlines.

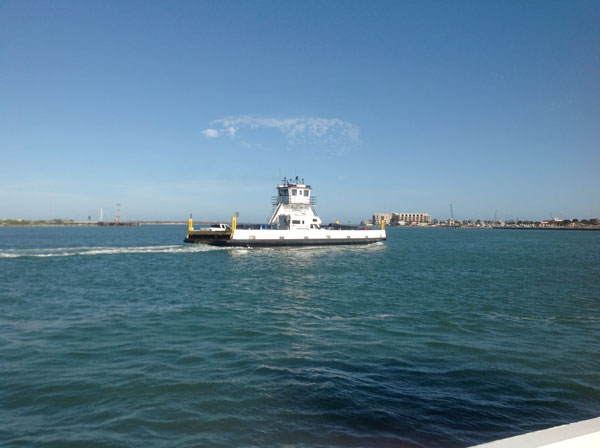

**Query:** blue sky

left=1, top=0, right=599, bottom=222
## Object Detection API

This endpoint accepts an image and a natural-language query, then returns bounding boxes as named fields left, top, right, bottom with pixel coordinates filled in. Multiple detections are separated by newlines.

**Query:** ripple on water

left=1, top=226, right=599, bottom=447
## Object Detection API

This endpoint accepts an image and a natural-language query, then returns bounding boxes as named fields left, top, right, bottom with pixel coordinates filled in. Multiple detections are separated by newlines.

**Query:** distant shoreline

left=2, top=221, right=599, bottom=231
left=396, top=225, right=600, bottom=231
left=492, top=225, right=600, bottom=231
left=0, top=220, right=188, bottom=227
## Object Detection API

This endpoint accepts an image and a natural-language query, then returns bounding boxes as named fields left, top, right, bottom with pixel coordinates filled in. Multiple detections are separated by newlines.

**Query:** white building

left=373, top=212, right=431, bottom=226
left=393, top=213, right=431, bottom=225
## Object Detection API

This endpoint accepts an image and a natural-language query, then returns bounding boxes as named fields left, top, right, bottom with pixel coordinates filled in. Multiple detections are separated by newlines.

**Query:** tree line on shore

left=1, top=219, right=78, bottom=226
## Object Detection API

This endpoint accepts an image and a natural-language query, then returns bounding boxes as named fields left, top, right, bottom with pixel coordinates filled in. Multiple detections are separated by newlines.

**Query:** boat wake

left=0, top=244, right=224, bottom=258
left=0, top=241, right=386, bottom=259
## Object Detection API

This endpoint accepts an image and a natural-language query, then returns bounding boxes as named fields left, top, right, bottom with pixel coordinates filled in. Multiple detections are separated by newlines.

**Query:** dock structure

left=472, top=417, right=600, bottom=447
left=97, top=221, right=140, bottom=227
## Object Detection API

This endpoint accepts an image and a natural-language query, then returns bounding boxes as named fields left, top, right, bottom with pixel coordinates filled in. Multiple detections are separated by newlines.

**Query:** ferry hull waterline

left=184, top=177, right=386, bottom=247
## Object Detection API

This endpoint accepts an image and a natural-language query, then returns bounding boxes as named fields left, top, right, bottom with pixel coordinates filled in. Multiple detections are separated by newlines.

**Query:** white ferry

left=184, top=177, right=386, bottom=247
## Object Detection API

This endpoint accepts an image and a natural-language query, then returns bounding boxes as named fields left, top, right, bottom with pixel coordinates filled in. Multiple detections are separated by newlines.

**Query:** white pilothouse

left=268, top=177, right=322, bottom=230
left=184, top=177, right=386, bottom=247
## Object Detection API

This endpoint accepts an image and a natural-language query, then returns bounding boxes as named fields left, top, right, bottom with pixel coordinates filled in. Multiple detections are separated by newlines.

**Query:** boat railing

left=272, top=196, right=317, bottom=205
left=325, top=223, right=367, bottom=230
left=236, top=223, right=277, bottom=230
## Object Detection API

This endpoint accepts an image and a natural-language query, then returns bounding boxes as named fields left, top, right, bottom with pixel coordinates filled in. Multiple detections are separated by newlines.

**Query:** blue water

left=1, top=226, right=599, bottom=447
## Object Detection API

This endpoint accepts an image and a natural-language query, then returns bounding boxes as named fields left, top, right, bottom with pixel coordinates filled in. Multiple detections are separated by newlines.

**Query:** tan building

left=393, top=213, right=431, bottom=224
left=373, top=212, right=431, bottom=226
left=373, top=213, right=393, bottom=225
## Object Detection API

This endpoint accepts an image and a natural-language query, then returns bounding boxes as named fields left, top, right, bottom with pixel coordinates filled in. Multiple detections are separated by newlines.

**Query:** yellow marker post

left=231, top=215, right=237, bottom=232
left=381, top=220, right=385, bottom=230
left=188, top=214, right=194, bottom=232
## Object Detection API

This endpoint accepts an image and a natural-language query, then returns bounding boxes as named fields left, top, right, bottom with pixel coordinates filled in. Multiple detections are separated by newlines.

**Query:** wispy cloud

left=202, top=128, right=219, bottom=138
left=202, top=115, right=360, bottom=146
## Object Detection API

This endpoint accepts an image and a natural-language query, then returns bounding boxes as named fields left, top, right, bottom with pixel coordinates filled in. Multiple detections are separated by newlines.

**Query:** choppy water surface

left=1, top=226, right=599, bottom=447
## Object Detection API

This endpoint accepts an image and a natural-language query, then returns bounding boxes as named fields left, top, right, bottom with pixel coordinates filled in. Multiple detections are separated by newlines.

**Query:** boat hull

left=184, top=230, right=232, bottom=245
left=184, top=228, right=386, bottom=247
left=191, top=238, right=385, bottom=247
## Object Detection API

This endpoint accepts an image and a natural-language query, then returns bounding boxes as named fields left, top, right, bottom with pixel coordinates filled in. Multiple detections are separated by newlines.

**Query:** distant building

left=373, top=213, right=393, bottom=225
left=392, top=213, right=431, bottom=225
left=373, top=212, right=431, bottom=226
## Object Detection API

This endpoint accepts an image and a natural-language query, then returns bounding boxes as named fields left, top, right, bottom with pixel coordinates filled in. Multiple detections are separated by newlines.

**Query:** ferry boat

left=184, top=177, right=386, bottom=247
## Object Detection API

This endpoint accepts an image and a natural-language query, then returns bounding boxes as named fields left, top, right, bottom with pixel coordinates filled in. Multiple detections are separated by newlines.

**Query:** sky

left=1, top=0, right=599, bottom=223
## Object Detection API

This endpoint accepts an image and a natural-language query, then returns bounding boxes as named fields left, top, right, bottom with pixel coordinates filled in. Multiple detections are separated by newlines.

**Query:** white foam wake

left=0, top=244, right=224, bottom=258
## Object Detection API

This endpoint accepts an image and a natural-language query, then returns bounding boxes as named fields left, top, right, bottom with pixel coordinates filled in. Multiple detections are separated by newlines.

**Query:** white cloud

left=201, top=115, right=360, bottom=146
left=202, top=128, right=219, bottom=138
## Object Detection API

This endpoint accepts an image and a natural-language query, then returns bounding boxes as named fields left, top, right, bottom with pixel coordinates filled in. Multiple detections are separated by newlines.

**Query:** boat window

left=292, top=189, right=297, bottom=196
left=279, top=189, right=288, bottom=196
left=313, top=219, right=317, bottom=222
left=292, top=220, right=301, bottom=224
left=304, top=190, right=309, bottom=196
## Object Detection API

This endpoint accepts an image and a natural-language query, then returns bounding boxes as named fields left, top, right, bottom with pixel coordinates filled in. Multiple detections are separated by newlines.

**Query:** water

left=1, top=226, right=599, bottom=447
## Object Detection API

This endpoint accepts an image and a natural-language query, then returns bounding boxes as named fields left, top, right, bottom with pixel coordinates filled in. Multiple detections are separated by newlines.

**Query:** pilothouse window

left=304, top=190, right=309, bottom=196
left=292, top=189, right=297, bottom=196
